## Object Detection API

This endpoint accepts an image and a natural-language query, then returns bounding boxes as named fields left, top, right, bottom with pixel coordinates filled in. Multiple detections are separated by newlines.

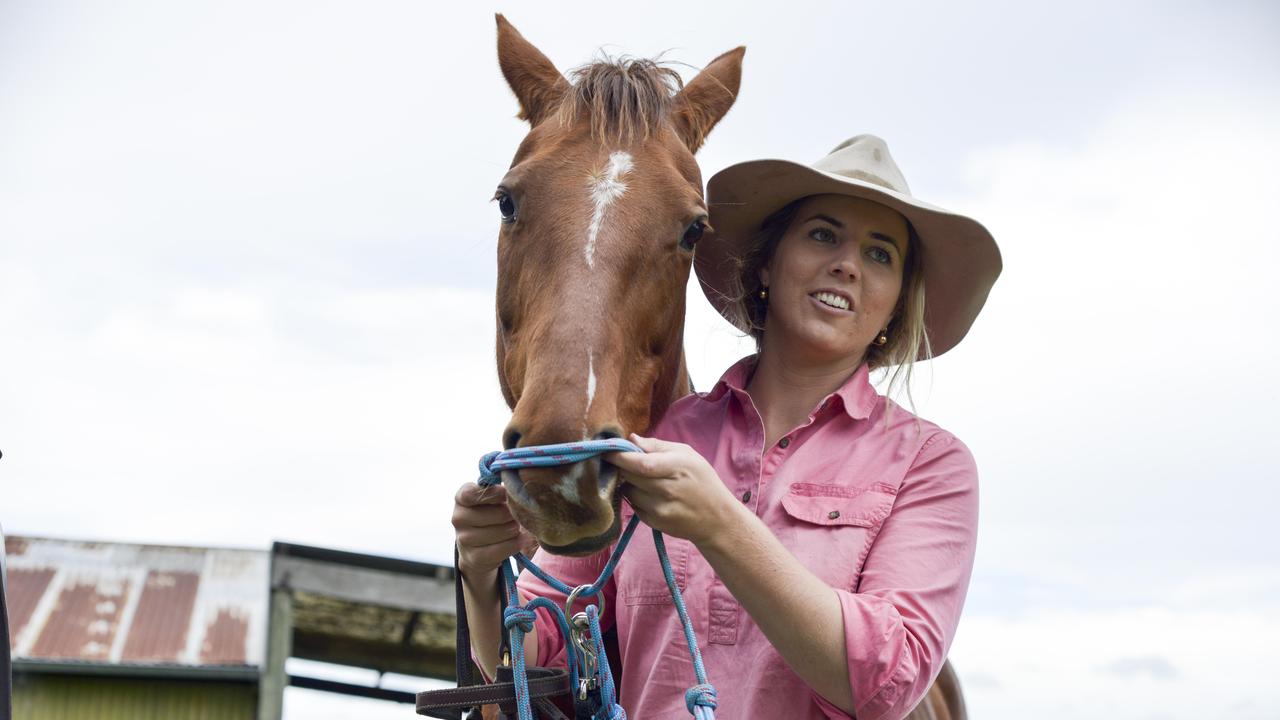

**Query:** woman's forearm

left=695, top=501, right=856, bottom=715
left=460, top=567, right=540, bottom=681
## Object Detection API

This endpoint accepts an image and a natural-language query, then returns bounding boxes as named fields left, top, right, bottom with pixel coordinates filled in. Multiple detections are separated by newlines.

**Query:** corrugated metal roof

left=4, top=535, right=268, bottom=671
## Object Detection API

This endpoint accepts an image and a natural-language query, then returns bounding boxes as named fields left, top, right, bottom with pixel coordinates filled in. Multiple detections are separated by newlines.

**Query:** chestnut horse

left=488, top=15, right=966, bottom=720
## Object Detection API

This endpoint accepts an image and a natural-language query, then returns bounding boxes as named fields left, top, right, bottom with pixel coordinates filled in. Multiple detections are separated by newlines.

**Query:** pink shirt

left=518, top=356, right=978, bottom=720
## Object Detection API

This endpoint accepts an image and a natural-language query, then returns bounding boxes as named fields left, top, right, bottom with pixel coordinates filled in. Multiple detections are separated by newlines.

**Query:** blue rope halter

left=477, top=439, right=718, bottom=720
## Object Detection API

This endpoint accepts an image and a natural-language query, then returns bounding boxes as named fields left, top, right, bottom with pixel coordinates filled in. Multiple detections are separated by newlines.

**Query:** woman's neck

left=745, top=344, right=865, bottom=448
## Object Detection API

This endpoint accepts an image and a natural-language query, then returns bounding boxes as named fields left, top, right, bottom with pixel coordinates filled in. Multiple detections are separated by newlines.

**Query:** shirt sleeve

left=514, top=547, right=616, bottom=668
left=814, top=432, right=979, bottom=720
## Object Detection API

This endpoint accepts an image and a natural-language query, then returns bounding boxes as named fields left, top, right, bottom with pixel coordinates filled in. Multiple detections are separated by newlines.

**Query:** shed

left=5, top=535, right=268, bottom=719
left=4, top=535, right=462, bottom=719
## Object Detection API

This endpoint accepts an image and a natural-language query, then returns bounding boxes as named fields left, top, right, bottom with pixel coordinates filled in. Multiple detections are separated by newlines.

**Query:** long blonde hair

left=725, top=196, right=933, bottom=416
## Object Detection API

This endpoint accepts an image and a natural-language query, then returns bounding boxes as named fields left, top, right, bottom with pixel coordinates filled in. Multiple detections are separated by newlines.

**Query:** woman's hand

left=607, top=434, right=740, bottom=546
left=452, top=482, right=540, bottom=580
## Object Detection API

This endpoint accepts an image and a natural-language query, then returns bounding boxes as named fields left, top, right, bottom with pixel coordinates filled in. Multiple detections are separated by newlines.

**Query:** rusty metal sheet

left=6, top=568, right=55, bottom=645
left=199, top=608, right=249, bottom=665
left=120, top=571, right=200, bottom=663
left=30, top=579, right=129, bottom=660
left=5, top=536, right=267, bottom=669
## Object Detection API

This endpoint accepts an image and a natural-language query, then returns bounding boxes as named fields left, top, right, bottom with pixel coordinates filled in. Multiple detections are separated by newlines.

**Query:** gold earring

left=874, top=330, right=889, bottom=346
left=758, top=288, right=769, bottom=300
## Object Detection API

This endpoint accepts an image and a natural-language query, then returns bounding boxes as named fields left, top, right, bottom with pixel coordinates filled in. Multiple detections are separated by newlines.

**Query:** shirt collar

left=701, top=355, right=879, bottom=420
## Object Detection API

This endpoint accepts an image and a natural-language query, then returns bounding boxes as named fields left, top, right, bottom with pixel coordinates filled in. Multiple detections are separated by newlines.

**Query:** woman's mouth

left=809, top=290, right=854, bottom=313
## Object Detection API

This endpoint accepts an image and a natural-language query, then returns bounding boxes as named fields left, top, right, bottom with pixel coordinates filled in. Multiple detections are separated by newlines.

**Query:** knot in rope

left=684, top=684, right=718, bottom=713
left=478, top=450, right=503, bottom=486
left=503, top=606, right=536, bottom=633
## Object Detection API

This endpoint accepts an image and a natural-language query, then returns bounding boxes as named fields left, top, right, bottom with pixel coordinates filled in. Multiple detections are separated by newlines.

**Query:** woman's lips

left=808, top=290, right=855, bottom=314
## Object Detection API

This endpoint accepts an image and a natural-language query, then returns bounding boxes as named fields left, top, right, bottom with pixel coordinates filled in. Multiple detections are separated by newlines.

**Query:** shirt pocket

left=779, top=481, right=897, bottom=589
left=617, top=508, right=690, bottom=606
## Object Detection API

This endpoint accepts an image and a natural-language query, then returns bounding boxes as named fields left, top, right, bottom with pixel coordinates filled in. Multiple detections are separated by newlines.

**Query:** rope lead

left=476, top=438, right=716, bottom=720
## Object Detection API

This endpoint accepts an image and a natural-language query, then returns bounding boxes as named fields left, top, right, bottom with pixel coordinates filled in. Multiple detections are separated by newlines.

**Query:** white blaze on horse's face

left=584, top=151, right=634, bottom=268
left=553, top=463, right=584, bottom=506
left=582, top=153, right=626, bottom=437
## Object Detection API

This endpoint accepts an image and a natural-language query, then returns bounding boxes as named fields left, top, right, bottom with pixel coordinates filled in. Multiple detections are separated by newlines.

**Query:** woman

left=453, top=134, right=1001, bottom=719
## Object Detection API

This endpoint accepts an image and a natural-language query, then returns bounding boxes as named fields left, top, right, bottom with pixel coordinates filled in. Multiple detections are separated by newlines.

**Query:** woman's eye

left=868, top=246, right=892, bottom=264
left=494, top=189, right=517, bottom=223
left=680, top=219, right=706, bottom=250
left=809, top=227, right=836, bottom=244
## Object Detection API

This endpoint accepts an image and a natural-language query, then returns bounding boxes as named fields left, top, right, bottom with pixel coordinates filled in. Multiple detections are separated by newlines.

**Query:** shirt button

left=828, top=510, right=841, bottom=520
left=742, top=490, right=752, bottom=503
left=779, top=437, right=791, bottom=449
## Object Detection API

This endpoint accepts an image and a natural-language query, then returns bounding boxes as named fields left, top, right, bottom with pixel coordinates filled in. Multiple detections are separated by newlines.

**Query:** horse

left=486, top=15, right=966, bottom=720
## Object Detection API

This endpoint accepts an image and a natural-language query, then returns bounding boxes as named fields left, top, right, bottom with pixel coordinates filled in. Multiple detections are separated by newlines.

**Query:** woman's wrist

left=458, top=560, right=501, bottom=589
left=691, top=491, right=754, bottom=553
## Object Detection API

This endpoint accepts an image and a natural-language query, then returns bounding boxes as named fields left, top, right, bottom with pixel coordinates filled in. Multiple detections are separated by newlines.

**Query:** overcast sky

left=2, top=1, right=1278, bottom=718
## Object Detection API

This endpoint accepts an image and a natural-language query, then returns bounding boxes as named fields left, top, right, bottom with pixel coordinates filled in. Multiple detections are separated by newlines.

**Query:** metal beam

left=271, top=554, right=453, bottom=614
left=287, top=674, right=416, bottom=704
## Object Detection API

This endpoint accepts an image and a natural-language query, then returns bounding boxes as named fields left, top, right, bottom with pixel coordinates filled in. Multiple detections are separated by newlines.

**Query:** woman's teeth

left=812, top=292, right=850, bottom=311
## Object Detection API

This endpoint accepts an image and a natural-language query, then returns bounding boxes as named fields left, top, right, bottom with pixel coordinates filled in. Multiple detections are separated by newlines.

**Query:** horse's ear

left=671, top=46, right=745, bottom=153
left=496, top=14, right=568, bottom=126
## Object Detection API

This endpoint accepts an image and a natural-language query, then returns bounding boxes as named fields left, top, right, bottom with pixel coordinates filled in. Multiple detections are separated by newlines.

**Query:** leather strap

left=454, top=545, right=514, bottom=688
left=416, top=667, right=571, bottom=719
left=453, top=544, right=475, bottom=689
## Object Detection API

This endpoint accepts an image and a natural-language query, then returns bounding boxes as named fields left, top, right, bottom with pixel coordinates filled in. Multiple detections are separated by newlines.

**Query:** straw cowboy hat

left=698, top=134, right=1002, bottom=358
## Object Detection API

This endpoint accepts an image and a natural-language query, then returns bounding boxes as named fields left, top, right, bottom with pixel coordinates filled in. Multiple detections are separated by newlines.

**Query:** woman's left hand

left=607, top=434, right=739, bottom=546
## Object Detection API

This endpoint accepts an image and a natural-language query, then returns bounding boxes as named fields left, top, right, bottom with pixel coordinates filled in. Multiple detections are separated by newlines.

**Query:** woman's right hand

left=452, top=482, right=540, bottom=579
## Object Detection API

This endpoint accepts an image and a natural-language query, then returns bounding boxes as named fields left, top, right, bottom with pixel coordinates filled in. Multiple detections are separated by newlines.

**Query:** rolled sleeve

left=828, top=432, right=979, bottom=720
left=514, top=547, right=614, bottom=668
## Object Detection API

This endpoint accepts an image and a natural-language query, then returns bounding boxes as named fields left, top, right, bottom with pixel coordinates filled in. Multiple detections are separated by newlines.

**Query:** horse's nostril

left=503, top=428, right=522, bottom=450
left=593, top=428, right=623, bottom=442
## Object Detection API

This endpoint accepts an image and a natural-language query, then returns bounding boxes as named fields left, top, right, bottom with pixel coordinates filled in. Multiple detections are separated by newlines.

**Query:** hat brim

left=698, top=159, right=1002, bottom=359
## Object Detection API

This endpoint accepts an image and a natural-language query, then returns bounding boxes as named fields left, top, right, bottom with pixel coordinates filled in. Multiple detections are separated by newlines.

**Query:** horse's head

left=491, top=16, right=743, bottom=555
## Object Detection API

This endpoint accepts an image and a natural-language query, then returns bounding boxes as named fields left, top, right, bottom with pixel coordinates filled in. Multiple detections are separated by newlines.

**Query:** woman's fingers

left=455, top=482, right=509, bottom=507
left=609, top=437, right=676, bottom=475
left=628, top=433, right=682, bottom=453
left=452, top=502, right=516, bottom=529
left=608, top=444, right=689, bottom=481
left=456, top=520, right=523, bottom=549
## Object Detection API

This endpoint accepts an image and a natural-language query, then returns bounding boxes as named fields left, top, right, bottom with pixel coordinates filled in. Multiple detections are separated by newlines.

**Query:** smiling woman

left=732, top=195, right=924, bottom=391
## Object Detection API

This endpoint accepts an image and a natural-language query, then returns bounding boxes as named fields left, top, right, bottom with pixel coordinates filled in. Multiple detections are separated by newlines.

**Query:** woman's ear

left=758, top=266, right=770, bottom=288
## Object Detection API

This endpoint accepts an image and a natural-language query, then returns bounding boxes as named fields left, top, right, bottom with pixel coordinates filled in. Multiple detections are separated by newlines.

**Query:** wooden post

left=258, top=586, right=293, bottom=720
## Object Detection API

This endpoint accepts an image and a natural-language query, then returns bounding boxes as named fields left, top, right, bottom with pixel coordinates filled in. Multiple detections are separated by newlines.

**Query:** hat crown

left=812, top=134, right=911, bottom=195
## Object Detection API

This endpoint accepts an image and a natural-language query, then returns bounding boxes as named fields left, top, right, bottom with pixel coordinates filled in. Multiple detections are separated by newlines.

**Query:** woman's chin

left=784, top=330, right=865, bottom=363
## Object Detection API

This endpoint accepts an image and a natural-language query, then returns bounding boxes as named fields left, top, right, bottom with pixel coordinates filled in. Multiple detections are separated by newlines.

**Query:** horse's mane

left=557, top=56, right=684, bottom=143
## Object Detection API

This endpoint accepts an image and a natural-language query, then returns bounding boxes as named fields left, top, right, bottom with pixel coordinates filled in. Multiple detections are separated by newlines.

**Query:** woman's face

left=759, top=194, right=910, bottom=366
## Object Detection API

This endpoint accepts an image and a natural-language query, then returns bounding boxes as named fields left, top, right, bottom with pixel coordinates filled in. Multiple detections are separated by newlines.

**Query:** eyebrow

left=805, top=214, right=902, bottom=252
left=804, top=213, right=844, bottom=229
left=869, top=231, right=902, bottom=252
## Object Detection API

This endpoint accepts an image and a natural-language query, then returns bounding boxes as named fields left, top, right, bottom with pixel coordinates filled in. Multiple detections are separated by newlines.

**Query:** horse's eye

left=495, top=189, right=517, bottom=224
left=680, top=219, right=706, bottom=251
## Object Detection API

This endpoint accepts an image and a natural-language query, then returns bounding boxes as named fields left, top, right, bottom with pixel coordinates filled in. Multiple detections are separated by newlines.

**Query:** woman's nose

left=830, top=255, right=860, bottom=281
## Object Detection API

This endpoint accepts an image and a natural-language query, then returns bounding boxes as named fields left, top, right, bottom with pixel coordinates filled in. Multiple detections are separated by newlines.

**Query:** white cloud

left=951, top=601, right=1280, bottom=719
left=1, top=275, right=509, bottom=564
